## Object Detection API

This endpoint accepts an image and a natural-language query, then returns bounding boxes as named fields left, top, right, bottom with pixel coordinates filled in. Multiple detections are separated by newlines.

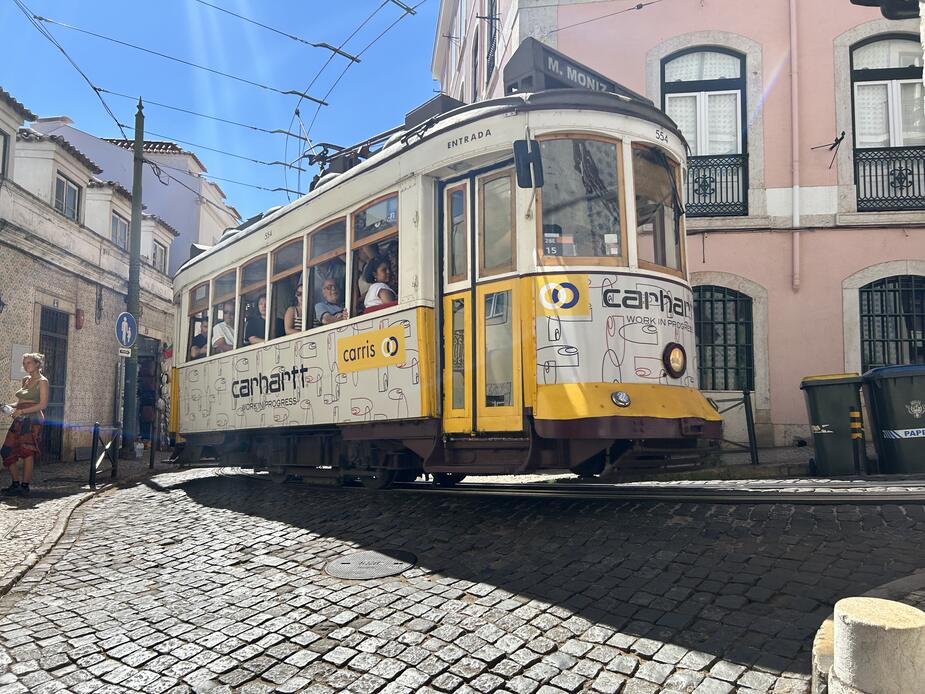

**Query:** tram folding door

left=441, top=166, right=524, bottom=435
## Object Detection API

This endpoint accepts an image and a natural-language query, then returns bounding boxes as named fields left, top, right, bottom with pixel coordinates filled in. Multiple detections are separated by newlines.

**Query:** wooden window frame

left=54, top=172, right=80, bottom=221
left=351, top=193, right=398, bottom=251
left=534, top=133, right=629, bottom=268
left=633, top=143, right=687, bottom=279
left=187, top=282, right=210, bottom=317
left=446, top=183, right=468, bottom=284
left=212, top=270, right=237, bottom=306
left=152, top=240, right=167, bottom=273
left=111, top=212, right=128, bottom=250
left=271, top=239, right=304, bottom=282
left=478, top=170, right=516, bottom=277
left=308, top=217, right=347, bottom=267
left=239, top=253, right=269, bottom=296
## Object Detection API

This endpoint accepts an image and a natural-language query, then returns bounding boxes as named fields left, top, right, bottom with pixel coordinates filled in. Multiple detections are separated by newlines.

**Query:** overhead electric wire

left=10, top=0, right=128, bottom=139
left=117, top=124, right=305, bottom=170
left=151, top=159, right=300, bottom=195
left=284, top=0, right=428, bottom=198
left=190, top=0, right=360, bottom=62
left=547, top=0, right=667, bottom=34
left=34, top=14, right=328, bottom=105
left=282, top=0, right=392, bottom=199
left=100, top=88, right=307, bottom=141
left=144, top=159, right=242, bottom=219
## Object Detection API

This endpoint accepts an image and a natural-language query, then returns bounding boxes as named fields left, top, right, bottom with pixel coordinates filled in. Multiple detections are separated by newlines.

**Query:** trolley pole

left=121, top=99, right=144, bottom=456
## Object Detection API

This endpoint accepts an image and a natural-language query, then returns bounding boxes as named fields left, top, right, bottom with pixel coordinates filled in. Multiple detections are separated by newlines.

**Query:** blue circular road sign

left=116, top=312, right=138, bottom=348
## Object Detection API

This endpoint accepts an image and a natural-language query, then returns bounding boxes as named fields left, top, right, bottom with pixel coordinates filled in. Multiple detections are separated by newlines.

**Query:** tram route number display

left=337, top=325, right=406, bottom=374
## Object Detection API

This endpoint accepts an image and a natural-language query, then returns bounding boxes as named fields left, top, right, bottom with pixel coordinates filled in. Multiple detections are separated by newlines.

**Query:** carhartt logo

left=907, top=400, right=925, bottom=419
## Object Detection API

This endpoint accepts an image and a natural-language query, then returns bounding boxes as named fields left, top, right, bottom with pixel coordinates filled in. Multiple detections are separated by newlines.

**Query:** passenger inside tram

left=284, top=282, right=304, bottom=334
left=314, top=278, right=347, bottom=325
left=244, top=294, right=283, bottom=344
left=363, top=256, right=397, bottom=311
left=189, top=314, right=208, bottom=359
left=212, top=301, right=235, bottom=353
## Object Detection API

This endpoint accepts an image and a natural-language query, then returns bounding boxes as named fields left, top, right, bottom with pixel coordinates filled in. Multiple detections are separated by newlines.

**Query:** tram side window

left=479, top=173, right=514, bottom=275
left=308, top=219, right=348, bottom=326
left=211, top=270, right=237, bottom=354
left=187, top=282, right=210, bottom=361
left=538, top=138, right=621, bottom=259
left=271, top=240, right=304, bottom=337
left=240, top=255, right=276, bottom=346
left=633, top=144, right=683, bottom=271
left=352, top=194, right=398, bottom=315
left=447, top=185, right=467, bottom=282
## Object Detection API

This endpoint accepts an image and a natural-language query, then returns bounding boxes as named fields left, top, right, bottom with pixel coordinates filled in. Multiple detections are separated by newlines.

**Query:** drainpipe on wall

left=790, top=0, right=801, bottom=291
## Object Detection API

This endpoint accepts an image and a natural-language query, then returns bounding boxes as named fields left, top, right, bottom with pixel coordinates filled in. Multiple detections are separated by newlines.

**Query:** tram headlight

left=663, top=343, right=687, bottom=378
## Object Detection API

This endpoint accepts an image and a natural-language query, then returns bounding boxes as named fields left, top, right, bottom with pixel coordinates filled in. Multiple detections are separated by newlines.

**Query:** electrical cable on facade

left=548, top=0, right=668, bottom=35
left=33, top=15, right=328, bottom=105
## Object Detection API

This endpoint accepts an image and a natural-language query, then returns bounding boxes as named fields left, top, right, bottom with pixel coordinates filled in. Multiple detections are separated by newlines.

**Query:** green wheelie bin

left=800, top=374, right=863, bottom=475
left=862, top=365, right=925, bottom=474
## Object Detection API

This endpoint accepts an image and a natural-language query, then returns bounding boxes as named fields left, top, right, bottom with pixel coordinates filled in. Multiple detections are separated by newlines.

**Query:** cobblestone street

left=1, top=469, right=925, bottom=694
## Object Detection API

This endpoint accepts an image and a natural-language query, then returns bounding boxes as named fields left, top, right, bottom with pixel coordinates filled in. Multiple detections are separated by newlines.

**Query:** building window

left=152, top=240, right=167, bottom=273
left=859, top=275, right=925, bottom=371
left=485, top=0, right=498, bottom=87
left=851, top=35, right=925, bottom=212
left=0, top=129, right=8, bottom=178
left=54, top=173, right=81, bottom=221
left=111, top=213, right=128, bottom=250
left=662, top=48, right=748, bottom=217
left=471, top=29, right=479, bottom=102
left=693, top=285, right=754, bottom=391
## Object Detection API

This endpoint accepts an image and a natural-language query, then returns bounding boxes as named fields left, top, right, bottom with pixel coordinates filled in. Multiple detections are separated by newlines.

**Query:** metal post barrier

left=849, top=406, right=865, bottom=475
left=148, top=412, right=159, bottom=470
left=89, top=421, right=100, bottom=489
left=112, top=421, right=120, bottom=480
left=742, top=389, right=759, bottom=466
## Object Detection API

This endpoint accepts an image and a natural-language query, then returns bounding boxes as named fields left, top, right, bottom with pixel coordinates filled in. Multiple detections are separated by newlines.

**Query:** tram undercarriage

left=171, top=412, right=722, bottom=488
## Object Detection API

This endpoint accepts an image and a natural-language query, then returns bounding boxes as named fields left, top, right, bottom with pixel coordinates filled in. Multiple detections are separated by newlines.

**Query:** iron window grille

left=693, top=285, right=755, bottom=391
left=686, top=153, right=749, bottom=216
left=485, top=1, right=498, bottom=87
left=859, top=274, right=925, bottom=371
left=662, top=47, right=748, bottom=218
left=850, top=34, right=925, bottom=211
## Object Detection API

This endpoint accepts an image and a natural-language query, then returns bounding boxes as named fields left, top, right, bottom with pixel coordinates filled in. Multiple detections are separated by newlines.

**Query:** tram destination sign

left=503, top=38, right=651, bottom=104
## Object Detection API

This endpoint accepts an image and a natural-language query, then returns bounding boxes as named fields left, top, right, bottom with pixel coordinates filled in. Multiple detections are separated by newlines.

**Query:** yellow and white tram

left=168, top=85, right=721, bottom=487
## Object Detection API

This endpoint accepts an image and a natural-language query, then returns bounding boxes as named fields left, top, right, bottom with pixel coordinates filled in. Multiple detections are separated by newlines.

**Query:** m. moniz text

left=232, top=366, right=308, bottom=399
left=603, top=287, right=693, bottom=318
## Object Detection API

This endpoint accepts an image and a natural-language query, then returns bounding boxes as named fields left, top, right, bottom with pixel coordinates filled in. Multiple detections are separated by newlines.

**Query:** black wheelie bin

left=800, top=374, right=863, bottom=475
left=862, top=365, right=925, bottom=474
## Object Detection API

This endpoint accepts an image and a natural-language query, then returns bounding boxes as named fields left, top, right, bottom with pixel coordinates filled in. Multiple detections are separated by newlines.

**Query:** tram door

left=441, top=166, right=523, bottom=434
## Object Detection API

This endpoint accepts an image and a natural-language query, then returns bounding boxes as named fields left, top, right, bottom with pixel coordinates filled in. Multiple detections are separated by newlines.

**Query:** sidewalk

left=0, top=452, right=169, bottom=598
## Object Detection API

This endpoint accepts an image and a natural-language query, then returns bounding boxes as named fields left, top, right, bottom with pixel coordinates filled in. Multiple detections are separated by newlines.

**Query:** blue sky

left=2, top=0, right=440, bottom=218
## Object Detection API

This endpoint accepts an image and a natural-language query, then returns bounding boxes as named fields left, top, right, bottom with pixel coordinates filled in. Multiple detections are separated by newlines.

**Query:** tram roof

left=175, top=88, right=686, bottom=281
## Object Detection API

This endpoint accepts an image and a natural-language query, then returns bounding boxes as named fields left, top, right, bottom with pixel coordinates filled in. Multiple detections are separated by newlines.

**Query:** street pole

left=121, top=98, right=144, bottom=456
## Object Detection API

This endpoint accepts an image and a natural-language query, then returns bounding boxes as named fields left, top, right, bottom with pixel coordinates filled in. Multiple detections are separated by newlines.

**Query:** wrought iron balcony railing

left=855, top=146, right=925, bottom=212
left=685, top=153, right=749, bottom=218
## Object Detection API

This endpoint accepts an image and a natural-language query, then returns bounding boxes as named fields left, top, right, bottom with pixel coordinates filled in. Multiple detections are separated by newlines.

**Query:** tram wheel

left=361, top=469, right=396, bottom=490
left=433, top=472, right=466, bottom=487
left=268, top=468, right=289, bottom=484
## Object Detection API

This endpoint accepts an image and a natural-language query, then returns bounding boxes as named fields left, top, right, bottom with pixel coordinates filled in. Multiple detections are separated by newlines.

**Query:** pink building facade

left=432, top=0, right=925, bottom=446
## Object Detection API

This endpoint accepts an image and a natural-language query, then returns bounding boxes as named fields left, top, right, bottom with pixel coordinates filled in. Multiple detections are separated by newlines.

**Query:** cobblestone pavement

left=0, top=457, right=157, bottom=595
left=1, top=469, right=924, bottom=694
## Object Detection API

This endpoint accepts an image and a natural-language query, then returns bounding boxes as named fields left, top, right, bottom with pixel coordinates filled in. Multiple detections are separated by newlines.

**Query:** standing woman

left=2, top=353, right=49, bottom=497
left=284, top=282, right=303, bottom=335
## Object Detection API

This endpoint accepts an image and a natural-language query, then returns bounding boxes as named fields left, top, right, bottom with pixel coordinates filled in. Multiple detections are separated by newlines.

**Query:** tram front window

left=633, top=144, right=683, bottom=272
left=539, top=138, right=621, bottom=259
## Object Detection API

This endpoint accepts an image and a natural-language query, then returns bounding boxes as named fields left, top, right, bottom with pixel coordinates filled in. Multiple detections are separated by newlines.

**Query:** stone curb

left=0, top=467, right=163, bottom=600
left=811, top=568, right=925, bottom=694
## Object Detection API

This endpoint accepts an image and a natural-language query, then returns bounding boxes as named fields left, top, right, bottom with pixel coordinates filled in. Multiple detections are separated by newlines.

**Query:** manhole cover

left=324, top=549, right=417, bottom=579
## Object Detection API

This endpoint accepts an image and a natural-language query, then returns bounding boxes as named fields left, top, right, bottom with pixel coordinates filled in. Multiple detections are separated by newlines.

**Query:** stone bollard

left=829, top=597, right=925, bottom=694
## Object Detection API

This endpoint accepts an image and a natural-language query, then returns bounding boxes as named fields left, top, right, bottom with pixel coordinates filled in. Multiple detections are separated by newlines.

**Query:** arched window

left=852, top=36, right=923, bottom=149
left=693, top=285, right=754, bottom=391
left=859, top=275, right=925, bottom=371
left=662, top=48, right=747, bottom=217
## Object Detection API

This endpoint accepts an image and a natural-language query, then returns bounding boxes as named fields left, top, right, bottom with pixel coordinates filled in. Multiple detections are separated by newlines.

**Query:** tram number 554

left=655, top=129, right=670, bottom=144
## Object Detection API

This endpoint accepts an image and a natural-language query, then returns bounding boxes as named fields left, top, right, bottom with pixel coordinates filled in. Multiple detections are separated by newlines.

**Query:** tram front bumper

left=533, top=383, right=722, bottom=440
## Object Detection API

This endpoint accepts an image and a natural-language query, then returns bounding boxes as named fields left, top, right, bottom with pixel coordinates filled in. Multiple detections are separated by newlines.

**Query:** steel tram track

left=211, top=468, right=925, bottom=505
